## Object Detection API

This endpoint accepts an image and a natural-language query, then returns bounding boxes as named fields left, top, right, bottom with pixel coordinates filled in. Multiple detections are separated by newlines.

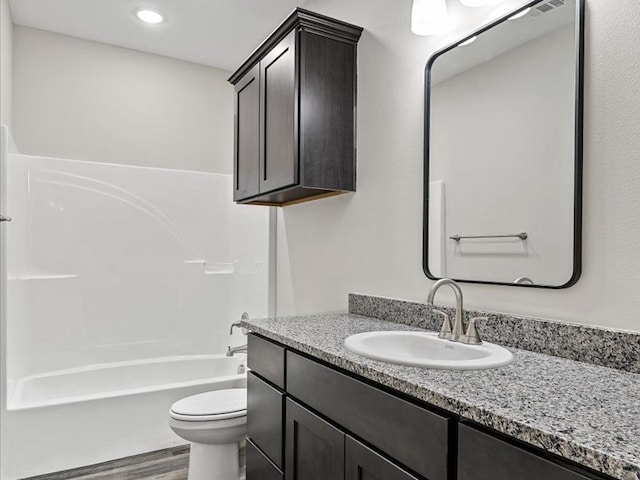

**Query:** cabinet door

left=234, top=64, right=260, bottom=200
left=285, top=398, right=344, bottom=480
left=247, top=372, right=284, bottom=468
left=259, top=30, right=297, bottom=194
left=346, top=437, right=420, bottom=480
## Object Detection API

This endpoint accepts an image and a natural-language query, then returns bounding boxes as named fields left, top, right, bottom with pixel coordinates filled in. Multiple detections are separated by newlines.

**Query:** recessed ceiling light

left=459, top=36, right=477, bottom=46
left=508, top=7, right=531, bottom=20
left=135, top=8, right=165, bottom=24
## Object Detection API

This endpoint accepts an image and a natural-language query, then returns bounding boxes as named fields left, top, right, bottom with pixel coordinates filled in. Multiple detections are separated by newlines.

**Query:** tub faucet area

left=226, top=344, right=248, bottom=357
left=227, top=314, right=249, bottom=357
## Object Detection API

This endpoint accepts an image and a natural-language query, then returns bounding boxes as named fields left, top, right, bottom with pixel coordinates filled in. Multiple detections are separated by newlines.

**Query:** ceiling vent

left=529, top=0, right=565, bottom=16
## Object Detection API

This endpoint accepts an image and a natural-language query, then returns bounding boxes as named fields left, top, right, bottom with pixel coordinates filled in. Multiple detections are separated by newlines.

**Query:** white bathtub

left=3, top=354, right=247, bottom=479
left=8, top=354, right=246, bottom=410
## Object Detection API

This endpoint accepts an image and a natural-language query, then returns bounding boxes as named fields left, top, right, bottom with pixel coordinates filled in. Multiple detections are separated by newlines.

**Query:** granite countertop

left=242, top=313, right=640, bottom=480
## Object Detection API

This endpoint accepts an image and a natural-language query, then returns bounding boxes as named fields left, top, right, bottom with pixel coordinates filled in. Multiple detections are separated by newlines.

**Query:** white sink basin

left=344, top=331, right=513, bottom=370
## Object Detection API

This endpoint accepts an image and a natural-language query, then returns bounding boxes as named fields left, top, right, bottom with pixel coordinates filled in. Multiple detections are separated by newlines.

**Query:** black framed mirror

left=423, top=0, right=584, bottom=288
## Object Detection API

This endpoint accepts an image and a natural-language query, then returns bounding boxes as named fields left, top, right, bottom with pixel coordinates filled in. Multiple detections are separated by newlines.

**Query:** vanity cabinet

left=228, top=9, right=363, bottom=206
left=286, top=351, right=450, bottom=480
left=284, top=399, right=421, bottom=480
left=246, top=333, right=612, bottom=480
left=247, top=333, right=443, bottom=480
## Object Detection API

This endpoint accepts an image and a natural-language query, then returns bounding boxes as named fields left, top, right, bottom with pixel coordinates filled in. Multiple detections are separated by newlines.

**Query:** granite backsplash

left=348, top=293, right=640, bottom=374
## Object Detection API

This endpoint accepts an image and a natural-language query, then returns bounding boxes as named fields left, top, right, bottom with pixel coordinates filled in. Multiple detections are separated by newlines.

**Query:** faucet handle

left=433, top=309, right=452, bottom=340
left=460, top=317, right=485, bottom=345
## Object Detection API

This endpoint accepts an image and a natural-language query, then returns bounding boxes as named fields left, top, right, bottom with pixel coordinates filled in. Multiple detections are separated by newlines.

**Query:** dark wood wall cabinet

left=228, top=9, right=363, bottom=206
left=246, top=333, right=614, bottom=480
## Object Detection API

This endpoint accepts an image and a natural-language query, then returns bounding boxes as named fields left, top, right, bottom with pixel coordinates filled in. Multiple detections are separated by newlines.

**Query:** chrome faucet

left=427, top=278, right=482, bottom=345
left=226, top=344, right=248, bottom=357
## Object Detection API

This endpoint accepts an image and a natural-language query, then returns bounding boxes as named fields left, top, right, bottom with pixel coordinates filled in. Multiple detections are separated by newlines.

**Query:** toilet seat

left=170, top=389, right=247, bottom=422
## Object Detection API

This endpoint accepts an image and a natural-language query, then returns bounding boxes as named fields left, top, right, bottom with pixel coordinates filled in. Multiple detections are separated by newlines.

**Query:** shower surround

left=0, top=127, right=271, bottom=479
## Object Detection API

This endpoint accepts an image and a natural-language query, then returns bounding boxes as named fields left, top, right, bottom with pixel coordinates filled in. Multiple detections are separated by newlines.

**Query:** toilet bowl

left=169, top=389, right=247, bottom=480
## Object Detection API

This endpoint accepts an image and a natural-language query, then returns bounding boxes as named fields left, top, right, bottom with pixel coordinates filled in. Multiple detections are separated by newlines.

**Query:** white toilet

left=169, top=389, right=247, bottom=480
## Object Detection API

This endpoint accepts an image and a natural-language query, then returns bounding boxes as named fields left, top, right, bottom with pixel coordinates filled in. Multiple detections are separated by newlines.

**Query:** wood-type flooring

left=21, top=446, right=190, bottom=480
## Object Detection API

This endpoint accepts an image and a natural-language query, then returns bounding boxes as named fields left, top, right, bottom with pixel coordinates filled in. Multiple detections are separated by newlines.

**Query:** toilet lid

left=170, top=389, right=247, bottom=421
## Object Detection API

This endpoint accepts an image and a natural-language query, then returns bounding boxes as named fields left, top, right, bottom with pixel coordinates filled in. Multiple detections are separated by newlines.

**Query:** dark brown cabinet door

left=247, top=372, right=284, bottom=468
left=234, top=64, right=260, bottom=200
left=285, top=398, right=344, bottom=480
left=259, top=29, right=297, bottom=194
left=345, top=436, right=420, bottom=480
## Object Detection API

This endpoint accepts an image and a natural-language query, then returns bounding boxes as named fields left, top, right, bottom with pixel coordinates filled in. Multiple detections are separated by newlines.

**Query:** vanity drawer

left=286, top=351, right=451, bottom=480
left=458, top=424, right=598, bottom=480
left=248, top=333, right=285, bottom=388
left=246, top=438, right=283, bottom=480
left=247, top=371, right=284, bottom=468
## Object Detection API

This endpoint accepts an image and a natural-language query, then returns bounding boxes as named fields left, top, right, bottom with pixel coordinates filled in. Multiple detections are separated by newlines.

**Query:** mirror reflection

left=424, top=0, right=582, bottom=288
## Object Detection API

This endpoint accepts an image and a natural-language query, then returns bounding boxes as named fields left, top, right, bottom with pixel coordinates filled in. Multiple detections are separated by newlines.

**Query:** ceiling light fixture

left=411, top=0, right=449, bottom=36
left=459, top=36, right=477, bottom=46
left=135, top=8, right=165, bottom=24
left=508, top=7, right=531, bottom=20
left=460, top=0, right=501, bottom=7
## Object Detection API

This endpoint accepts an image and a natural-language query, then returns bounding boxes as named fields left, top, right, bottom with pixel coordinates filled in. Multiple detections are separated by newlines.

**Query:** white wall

left=276, top=0, right=640, bottom=332
left=12, top=26, right=233, bottom=173
left=0, top=0, right=12, bottom=128
left=430, top=25, right=575, bottom=286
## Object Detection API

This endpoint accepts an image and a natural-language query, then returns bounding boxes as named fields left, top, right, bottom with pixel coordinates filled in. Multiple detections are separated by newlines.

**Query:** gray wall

left=13, top=26, right=233, bottom=174
left=5, top=1, right=640, bottom=332
left=275, top=0, right=640, bottom=332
